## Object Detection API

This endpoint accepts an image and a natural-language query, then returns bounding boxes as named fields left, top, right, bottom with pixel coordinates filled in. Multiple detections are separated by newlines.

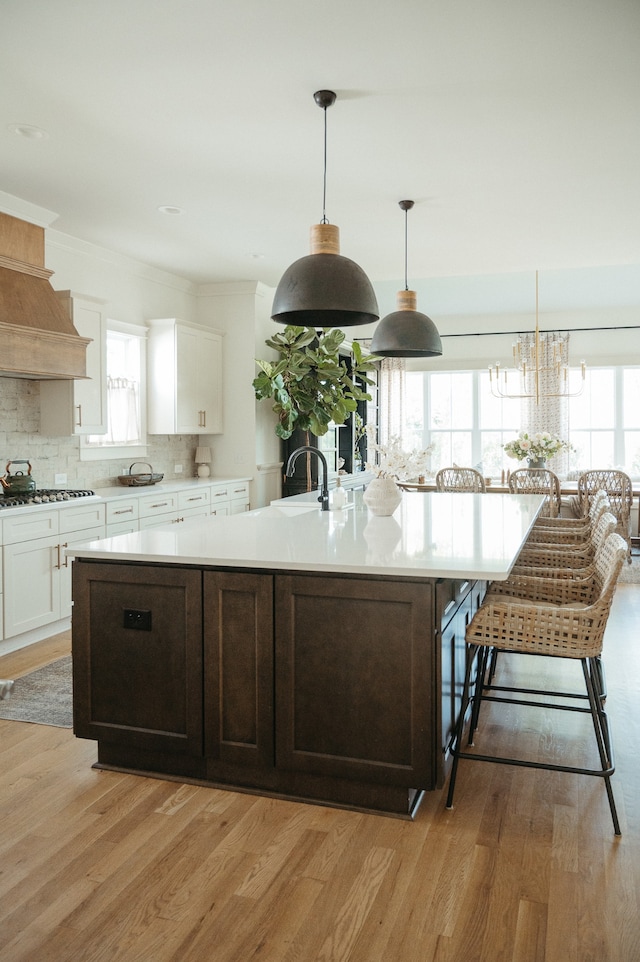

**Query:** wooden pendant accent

left=310, top=223, right=340, bottom=255
left=397, top=289, right=417, bottom=311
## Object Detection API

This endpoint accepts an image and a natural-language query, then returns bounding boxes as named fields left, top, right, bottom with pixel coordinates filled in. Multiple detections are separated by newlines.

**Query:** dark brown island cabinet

left=71, top=559, right=485, bottom=818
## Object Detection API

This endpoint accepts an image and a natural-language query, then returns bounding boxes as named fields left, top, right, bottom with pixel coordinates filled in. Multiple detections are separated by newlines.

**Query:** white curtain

left=105, top=376, right=140, bottom=444
left=379, top=357, right=406, bottom=445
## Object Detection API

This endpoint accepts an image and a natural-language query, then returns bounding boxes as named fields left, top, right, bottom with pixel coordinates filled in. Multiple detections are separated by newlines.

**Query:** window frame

left=79, top=320, right=148, bottom=463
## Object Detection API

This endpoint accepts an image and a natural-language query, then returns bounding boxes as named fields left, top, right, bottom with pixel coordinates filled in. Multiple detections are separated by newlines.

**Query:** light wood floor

left=1, top=586, right=639, bottom=962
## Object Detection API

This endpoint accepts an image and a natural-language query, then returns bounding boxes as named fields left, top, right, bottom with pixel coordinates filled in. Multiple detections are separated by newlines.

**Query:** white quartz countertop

left=67, top=490, right=544, bottom=580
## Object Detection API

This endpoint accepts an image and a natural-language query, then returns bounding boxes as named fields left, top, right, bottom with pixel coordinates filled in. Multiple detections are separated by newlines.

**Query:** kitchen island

left=69, top=491, right=542, bottom=817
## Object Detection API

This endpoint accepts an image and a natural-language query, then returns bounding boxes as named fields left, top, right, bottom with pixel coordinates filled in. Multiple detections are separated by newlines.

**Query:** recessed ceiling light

left=157, top=205, right=184, bottom=215
left=8, top=123, right=49, bottom=140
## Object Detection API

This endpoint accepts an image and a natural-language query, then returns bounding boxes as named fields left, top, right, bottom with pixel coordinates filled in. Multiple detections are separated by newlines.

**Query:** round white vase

left=363, top=477, right=402, bottom=517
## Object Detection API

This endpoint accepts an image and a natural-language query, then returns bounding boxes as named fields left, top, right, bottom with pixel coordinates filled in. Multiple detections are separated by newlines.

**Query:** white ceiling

left=2, top=0, right=639, bottom=315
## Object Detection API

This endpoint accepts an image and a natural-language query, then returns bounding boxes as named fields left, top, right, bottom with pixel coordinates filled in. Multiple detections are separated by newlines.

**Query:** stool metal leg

left=582, top=658, right=620, bottom=835
left=446, top=643, right=478, bottom=810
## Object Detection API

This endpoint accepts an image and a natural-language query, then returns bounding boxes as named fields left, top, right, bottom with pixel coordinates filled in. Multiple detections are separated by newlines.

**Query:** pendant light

left=370, top=200, right=442, bottom=357
left=271, top=90, right=379, bottom=328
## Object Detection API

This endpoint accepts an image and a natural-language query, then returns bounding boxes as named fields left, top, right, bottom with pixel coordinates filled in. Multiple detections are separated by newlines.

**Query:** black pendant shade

left=370, top=200, right=443, bottom=358
left=371, top=291, right=443, bottom=357
left=271, top=224, right=379, bottom=328
left=271, top=90, right=379, bottom=329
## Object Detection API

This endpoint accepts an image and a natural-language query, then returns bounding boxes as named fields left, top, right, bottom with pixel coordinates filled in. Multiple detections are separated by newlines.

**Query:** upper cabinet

left=40, top=291, right=107, bottom=435
left=147, top=319, right=223, bottom=435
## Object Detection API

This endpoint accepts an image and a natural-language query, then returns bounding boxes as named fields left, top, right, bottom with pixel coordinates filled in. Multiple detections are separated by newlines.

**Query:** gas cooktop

left=0, top=489, right=96, bottom=509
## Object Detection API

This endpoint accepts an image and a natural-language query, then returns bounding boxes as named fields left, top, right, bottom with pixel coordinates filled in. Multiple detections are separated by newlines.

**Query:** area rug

left=0, top=656, right=72, bottom=728
left=618, top=553, right=640, bottom=584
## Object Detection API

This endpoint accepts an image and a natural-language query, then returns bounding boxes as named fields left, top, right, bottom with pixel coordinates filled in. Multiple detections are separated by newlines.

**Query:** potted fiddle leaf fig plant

left=252, top=325, right=378, bottom=440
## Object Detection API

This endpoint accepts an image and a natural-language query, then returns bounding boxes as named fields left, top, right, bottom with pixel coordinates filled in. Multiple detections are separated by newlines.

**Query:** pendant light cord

left=404, top=206, right=409, bottom=290
left=321, top=104, right=329, bottom=224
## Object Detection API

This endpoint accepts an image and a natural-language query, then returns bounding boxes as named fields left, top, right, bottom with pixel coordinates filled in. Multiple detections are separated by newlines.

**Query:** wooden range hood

left=0, top=211, right=90, bottom=379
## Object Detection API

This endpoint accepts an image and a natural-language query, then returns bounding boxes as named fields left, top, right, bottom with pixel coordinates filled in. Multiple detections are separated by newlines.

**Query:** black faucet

left=285, top=446, right=330, bottom=511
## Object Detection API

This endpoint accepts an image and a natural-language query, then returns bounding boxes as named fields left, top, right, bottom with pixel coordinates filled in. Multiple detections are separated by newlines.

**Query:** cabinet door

left=40, top=293, right=107, bottom=435
left=175, top=324, right=203, bottom=433
left=203, top=570, right=274, bottom=770
left=275, top=575, right=434, bottom=788
left=175, top=326, right=222, bottom=434
left=72, top=562, right=203, bottom=756
left=195, top=328, right=222, bottom=434
left=4, top=535, right=61, bottom=636
left=60, top=525, right=105, bottom=619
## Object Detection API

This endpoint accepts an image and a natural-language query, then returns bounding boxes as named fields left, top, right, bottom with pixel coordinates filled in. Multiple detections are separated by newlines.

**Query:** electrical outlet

left=54, top=473, right=67, bottom=485
left=174, top=464, right=183, bottom=473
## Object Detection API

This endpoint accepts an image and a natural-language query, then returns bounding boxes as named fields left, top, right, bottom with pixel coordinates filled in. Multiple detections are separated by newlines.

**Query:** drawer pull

left=114, top=507, right=134, bottom=516
left=213, top=490, right=228, bottom=498
left=151, top=502, right=170, bottom=509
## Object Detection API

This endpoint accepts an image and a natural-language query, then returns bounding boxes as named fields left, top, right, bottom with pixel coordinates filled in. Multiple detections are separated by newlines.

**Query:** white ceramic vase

left=363, top=477, right=402, bottom=517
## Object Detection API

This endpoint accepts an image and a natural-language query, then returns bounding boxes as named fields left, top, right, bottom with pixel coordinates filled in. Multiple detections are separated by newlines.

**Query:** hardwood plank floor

left=1, top=585, right=639, bottom=962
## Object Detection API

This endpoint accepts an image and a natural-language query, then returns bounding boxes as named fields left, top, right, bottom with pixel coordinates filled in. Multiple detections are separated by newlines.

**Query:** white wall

left=46, top=230, right=198, bottom=325
left=196, top=281, right=281, bottom=507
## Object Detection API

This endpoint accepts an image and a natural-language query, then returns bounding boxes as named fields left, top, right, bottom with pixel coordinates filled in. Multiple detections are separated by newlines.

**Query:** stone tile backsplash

left=0, top=377, right=201, bottom=489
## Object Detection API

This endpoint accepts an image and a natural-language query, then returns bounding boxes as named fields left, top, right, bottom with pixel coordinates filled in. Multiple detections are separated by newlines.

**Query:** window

left=80, top=321, right=148, bottom=462
left=404, top=365, right=640, bottom=478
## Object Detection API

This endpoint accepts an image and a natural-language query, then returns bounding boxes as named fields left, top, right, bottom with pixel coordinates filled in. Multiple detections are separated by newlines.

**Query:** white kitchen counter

left=67, top=490, right=543, bottom=580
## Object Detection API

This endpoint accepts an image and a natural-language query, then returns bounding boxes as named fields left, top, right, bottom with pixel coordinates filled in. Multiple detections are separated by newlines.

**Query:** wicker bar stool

left=512, top=510, right=617, bottom=571
left=446, top=532, right=628, bottom=835
left=508, top=467, right=562, bottom=518
left=576, top=470, right=633, bottom=560
left=526, top=489, right=609, bottom=544
left=435, top=467, right=486, bottom=493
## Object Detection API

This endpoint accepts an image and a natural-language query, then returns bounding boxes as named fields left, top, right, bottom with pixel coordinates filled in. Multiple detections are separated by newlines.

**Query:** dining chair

left=575, top=470, right=633, bottom=560
left=435, top=467, right=486, bottom=493
left=508, top=467, right=561, bottom=518
left=446, top=531, right=628, bottom=835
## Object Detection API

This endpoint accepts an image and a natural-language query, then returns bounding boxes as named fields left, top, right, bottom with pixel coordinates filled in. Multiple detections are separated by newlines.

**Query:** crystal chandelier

left=488, top=271, right=586, bottom=403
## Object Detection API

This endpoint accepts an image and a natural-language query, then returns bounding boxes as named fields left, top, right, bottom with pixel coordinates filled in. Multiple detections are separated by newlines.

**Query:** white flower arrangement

left=365, top=425, right=434, bottom=480
left=503, top=431, right=571, bottom=462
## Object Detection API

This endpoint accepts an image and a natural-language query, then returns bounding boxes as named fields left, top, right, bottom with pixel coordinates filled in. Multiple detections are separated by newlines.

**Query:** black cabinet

left=72, top=559, right=481, bottom=816
left=72, top=561, right=203, bottom=759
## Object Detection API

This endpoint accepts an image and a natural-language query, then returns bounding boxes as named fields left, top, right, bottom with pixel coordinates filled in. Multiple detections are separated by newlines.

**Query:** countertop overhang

left=67, top=490, right=544, bottom=580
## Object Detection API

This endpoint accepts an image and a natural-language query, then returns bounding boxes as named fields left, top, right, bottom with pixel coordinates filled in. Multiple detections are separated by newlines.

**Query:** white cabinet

left=229, top=481, right=250, bottom=514
left=40, top=291, right=107, bottom=435
left=147, top=318, right=223, bottom=435
left=105, top=496, right=139, bottom=536
left=209, top=480, right=250, bottom=515
left=137, top=488, right=211, bottom=530
left=2, top=503, right=105, bottom=637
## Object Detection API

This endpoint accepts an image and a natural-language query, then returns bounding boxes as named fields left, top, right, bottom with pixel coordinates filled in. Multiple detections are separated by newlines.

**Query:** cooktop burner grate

left=0, top=489, right=96, bottom=509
